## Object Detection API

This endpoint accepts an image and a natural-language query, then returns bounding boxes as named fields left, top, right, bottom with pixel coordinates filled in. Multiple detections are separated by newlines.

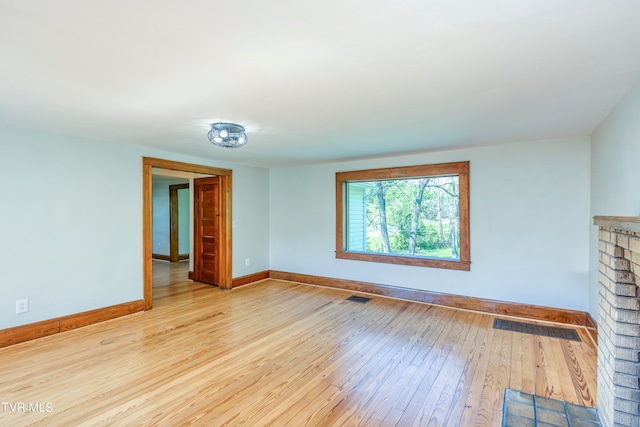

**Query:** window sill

left=336, top=250, right=471, bottom=271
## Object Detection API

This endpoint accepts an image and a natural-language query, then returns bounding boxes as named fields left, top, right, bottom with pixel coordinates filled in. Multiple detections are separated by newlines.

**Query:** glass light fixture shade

left=208, top=122, right=248, bottom=148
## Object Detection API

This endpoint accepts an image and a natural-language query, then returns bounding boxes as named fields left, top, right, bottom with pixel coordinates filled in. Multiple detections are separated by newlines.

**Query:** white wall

left=0, top=122, right=270, bottom=329
left=270, top=137, right=591, bottom=311
left=590, top=82, right=640, bottom=317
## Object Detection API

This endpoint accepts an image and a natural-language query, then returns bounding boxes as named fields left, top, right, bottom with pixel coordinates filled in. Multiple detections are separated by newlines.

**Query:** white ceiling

left=1, top=1, right=639, bottom=167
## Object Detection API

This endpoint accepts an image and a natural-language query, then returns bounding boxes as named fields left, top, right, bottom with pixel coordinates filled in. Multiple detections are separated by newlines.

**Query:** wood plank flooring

left=0, top=268, right=597, bottom=426
left=152, top=259, right=190, bottom=287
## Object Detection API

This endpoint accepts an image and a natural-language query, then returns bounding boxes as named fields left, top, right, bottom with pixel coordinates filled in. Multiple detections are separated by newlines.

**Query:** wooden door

left=194, top=176, right=220, bottom=286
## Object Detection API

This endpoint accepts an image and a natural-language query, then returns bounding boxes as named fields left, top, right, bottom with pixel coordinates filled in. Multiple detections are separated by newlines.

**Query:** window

left=336, top=161, right=470, bottom=271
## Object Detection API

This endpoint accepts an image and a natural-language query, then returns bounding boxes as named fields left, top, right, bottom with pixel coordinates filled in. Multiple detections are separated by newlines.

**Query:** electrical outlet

left=16, top=299, right=28, bottom=314
left=245, top=258, right=250, bottom=267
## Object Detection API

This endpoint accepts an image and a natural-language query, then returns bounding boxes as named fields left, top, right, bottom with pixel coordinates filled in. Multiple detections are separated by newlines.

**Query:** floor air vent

left=346, top=295, right=371, bottom=304
left=493, top=318, right=581, bottom=342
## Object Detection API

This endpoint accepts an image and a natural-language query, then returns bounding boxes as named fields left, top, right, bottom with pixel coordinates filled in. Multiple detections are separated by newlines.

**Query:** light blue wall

left=270, top=137, right=591, bottom=311
left=152, top=181, right=171, bottom=256
left=0, top=122, right=270, bottom=329
left=178, top=188, right=190, bottom=254
left=7, top=83, right=639, bottom=328
left=152, top=179, right=189, bottom=256
left=590, top=82, right=640, bottom=317
left=0, top=124, right=143, bottom=328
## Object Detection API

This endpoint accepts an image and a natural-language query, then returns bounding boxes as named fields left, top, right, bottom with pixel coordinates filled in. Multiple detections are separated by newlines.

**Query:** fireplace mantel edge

left=593, top=216, right=640, bottom=234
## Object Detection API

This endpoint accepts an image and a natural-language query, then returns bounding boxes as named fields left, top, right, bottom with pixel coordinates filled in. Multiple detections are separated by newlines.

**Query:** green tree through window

left=354, top=176, right=459, bottom=258
left=336, top=162, right=470, bottom=271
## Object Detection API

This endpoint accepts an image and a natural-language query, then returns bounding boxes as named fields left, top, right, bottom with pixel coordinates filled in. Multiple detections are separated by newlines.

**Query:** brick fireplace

left=595, top=216, right=640, bottom=427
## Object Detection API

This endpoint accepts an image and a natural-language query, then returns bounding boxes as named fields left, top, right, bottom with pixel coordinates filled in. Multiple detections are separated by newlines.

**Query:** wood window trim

left=335, top=161, right=470, bottom=271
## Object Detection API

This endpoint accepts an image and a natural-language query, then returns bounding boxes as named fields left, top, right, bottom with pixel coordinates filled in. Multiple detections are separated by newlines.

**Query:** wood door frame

left=169, top=183, right=190, bottom=262
left=143, top=157, right=233, bottom=310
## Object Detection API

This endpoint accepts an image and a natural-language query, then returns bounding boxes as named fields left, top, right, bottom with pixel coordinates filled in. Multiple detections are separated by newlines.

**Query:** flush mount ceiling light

left=208, top=122, right=247, bottom=148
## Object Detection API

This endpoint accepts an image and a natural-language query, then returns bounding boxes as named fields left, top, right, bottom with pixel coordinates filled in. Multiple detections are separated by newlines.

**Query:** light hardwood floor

left=0, top=268, right=597, bottom=426
left=152, top=259, right=190, bottom=287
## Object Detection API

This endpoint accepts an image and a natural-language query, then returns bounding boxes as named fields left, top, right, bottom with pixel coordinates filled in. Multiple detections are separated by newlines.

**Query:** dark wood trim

left=154, top=253, right=188, bottom=261
left=143, top=161, right=153, bottom=310
left=144, top=157, right=232, bottom=177
left=593, top=216, right=640, bottom=233
left=585, top=314, right=598, bottom=345
left=142, top=157, right=233, bottom=309
left=151, top=254, right=190, bottom=262
left=336, top=161, right=471, bottom=181
left=335, top=161, right=470, bottom=271
left=153, top=253, right=187, bottom=261
left=0, top=300, right=144, bottom=348
left=170, top=184, right=179, bottom=263
left=59, top=300, right=144, bottom=332
left=0, top=319, right=59, bottom=348
left=170, top=183, right=190, bottom=262
left=188, top=270, right=194, bottom=280
left=269, top=270, right=595, bottom=328
left=232, top=271, right=270, bottom=288
left=220, top=174, right=232, bottom=289
left=585, top=313, right=598, bottom=330
left=336, top=250, right=471, bottom=270
left=458, top=163, right=471, bottom=265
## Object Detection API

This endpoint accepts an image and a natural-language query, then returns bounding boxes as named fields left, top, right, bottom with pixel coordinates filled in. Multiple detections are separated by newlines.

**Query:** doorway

left=151, top=178, right=189, bottom=262
left=143, top=157, right=233, bottom=310
left=169, top=183, right=190, bottom=262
